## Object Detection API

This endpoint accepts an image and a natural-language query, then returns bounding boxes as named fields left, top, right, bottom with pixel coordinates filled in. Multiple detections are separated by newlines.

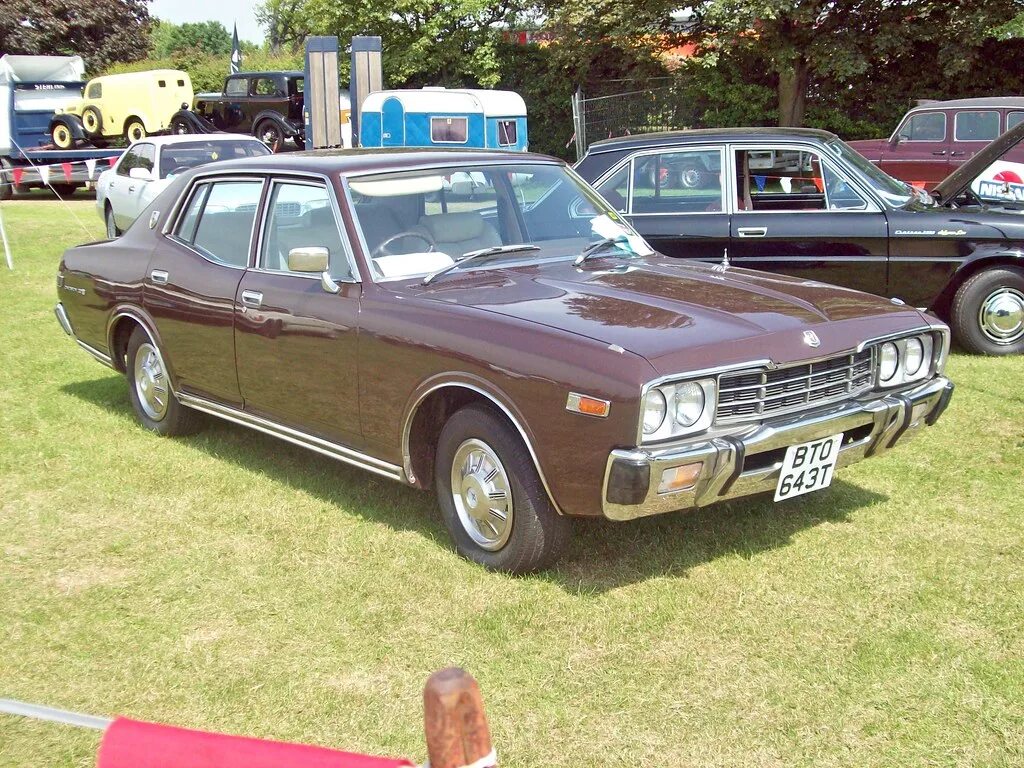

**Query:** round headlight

left=879, top=342, right=899, bottom=382
left=904, top=337, right=924, bottom=375
left=672, top=382, right=706, bottom=427
left=642, top=389, right=667, bottom=435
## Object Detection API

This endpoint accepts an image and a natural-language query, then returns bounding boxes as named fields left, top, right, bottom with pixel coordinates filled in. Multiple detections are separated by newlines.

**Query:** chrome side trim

left=400, top=380, right=565, bottom=516
left=54, top=303, right=73, bottom=336
left=76, top=339, right=114, bottom=369
left=176, top=393, right=404, bottom=482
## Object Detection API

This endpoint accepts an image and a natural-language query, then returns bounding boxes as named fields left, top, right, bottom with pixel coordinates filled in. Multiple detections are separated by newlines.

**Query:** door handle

left=931, top=150, right=947, bottom=156
left=150, top=269, right=169, bottom=284
left=737, top=227, right=768, bottom=238
left=240, top=290, right=263, bottom=309
left=128, top=185, right=136, bottom=193
left=950, top=151, right=966, bottom=157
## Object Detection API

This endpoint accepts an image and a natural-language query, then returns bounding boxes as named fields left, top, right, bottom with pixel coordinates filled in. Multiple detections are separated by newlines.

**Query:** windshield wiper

left=574, top=236, right=625, bottom=266
left=421, top=244, right=540, bottom=285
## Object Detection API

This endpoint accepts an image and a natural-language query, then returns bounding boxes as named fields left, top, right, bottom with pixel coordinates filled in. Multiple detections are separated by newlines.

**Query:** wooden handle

left=423, top=668, right=493, bottom=768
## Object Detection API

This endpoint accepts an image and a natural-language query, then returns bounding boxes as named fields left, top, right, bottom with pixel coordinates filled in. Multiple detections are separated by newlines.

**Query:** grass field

left=2, top=195, right=1023, bottom=767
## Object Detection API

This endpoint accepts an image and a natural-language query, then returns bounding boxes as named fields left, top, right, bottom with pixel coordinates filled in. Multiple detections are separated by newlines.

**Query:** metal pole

left=0, top=206, right=12, bottom=270
left=0, top=699, right=112, bottom=731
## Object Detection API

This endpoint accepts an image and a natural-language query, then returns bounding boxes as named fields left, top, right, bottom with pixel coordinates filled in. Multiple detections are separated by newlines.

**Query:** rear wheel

left=124, top=117, right=147, bottom=143
left=434, top=403, right=571, bottom=573
left=51, top=123, right=75, bottom=149
left=255, top=119, right=285, bottom=150
left=126, top=328, right=202, bottom=436
left=51, top=183, right=77, bottom=197
left=951, top=267, right=1024, bottom=355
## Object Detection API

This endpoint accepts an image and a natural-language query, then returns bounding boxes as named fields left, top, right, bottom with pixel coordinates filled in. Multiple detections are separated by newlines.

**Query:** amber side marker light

left=658, top=462, right=703, bottom=494
left=566, top=392, right=610, bottom=418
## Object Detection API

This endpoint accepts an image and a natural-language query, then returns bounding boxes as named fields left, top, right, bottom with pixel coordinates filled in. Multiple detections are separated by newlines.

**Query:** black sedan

left=575, top=125, right=1024, bottom=355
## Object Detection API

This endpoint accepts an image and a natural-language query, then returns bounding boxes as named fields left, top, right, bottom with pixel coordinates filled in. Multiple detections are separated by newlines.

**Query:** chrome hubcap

left=680, top=168, right=700, bottom=188
left=978, top=287, right=1024, bottom=344
left=134, top=342, right=169, bottom=420
left=450, top=438, right=513, bottom=551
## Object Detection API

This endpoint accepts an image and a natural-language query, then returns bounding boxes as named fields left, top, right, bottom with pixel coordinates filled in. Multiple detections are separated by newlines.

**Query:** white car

left=96, top=134, right=271, bottom=238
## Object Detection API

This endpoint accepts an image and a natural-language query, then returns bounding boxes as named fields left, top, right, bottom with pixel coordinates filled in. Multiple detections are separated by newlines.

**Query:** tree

left=0, top=0, right=151, bottom=72
left=151, top=20, right=233, bottom=57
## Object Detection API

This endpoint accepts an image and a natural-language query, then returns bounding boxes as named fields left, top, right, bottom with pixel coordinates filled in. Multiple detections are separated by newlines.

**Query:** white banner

left=85, top=158, right=98, bottom=180
left=37, top=165, right=50, bottom=186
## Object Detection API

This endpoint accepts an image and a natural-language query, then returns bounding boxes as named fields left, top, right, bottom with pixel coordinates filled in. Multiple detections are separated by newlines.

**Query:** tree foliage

left=0, top=0, right=151, bottom=72
left=151, top=20, right=233, bottom=58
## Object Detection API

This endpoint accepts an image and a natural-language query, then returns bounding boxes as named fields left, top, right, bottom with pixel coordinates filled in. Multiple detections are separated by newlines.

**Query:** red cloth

left=62, top=162, right=73, bottom=180
left=97, top=717, right=415, bottom=768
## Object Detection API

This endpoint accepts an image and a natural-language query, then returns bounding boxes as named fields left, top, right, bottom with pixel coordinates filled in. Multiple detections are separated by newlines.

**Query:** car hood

left=412, top=257, right=929, bottom=374
left=933, top=120, right=1024, bottom=203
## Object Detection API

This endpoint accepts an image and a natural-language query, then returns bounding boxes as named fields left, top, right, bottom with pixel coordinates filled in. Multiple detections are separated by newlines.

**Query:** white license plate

left=774, top=433, right=843, bottom=502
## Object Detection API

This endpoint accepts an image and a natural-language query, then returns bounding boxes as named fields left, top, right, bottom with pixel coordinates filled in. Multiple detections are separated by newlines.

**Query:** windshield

left=345, top=163, right=653, bottom=280
left=826, top=139, right=915, bottom=207
left=159, top=139, right=270, bottom=178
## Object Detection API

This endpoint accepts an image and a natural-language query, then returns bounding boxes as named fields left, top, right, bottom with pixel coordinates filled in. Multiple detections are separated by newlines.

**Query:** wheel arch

left=930, top=247, right=1024, bottom=320
left=123, top=114, right=147, bottom=135
left=48, top=114, right=86, bottom=141
left=253, top=110, right=300, bottom=137
left=401, top=377, right=564, bottom=515
left=106, top=308, right=165, bottom=377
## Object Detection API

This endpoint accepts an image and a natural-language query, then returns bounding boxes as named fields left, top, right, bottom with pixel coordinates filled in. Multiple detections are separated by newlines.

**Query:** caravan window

left=497, top=120, right=518, bottom=147
left=431, top=117, right=468, bottom=143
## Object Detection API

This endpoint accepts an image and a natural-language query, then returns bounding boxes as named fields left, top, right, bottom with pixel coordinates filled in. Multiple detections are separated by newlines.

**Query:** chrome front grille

left=716, top=349, right=874, bottom=423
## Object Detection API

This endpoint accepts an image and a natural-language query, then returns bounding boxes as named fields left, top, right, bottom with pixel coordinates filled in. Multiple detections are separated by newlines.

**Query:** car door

left=145, top=176, right=266, bottom=406
left=728, top=144, right=890, bottom=297
left=233, top=177, right=363, bottom=444
left=250, top=75, right=286, bottom=125
left=880, top=110, right=951, bottom=188
left=108, top=143, right=156, bottom=229
left=219, top=76, right=250, bottom=132
left=594, top=146, right=730, bottom=262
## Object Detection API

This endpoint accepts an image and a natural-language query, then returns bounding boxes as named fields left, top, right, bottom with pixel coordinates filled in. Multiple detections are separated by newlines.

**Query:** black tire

left=170, top=118, right=193, bottom=136
left=292, top=135, right=305, bottom=150
left=81, top=106, right=103, bottom=137
left=434, top=403, right=571, bottom=573
left=52, top=183, right=77, bottom=197
left=105, top=205, right=120, bottom=239
left=950, top=267, right=1024, bottom=355
left=0, top=158, right=13, bottom=201
left=126, top=327, right=202, bottom=436
left=255, top=119, right=285, bottom=150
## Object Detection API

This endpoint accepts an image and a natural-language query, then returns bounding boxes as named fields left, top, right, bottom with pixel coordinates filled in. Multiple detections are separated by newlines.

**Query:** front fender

left=170, top=109, right=220, bottom=134
left=49, top=114, right=86, bottom=140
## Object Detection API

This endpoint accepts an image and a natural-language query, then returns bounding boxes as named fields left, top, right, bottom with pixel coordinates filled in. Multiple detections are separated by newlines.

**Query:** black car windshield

left=826, top=139, right=915, bottom=207
left=159, top=139, right=271, bottom=178
left=346, top=163, right=653, bottom=281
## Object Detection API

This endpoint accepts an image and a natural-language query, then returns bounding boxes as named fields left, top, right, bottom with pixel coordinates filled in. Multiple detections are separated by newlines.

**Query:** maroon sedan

left=55, top=150, right=954, bottom=572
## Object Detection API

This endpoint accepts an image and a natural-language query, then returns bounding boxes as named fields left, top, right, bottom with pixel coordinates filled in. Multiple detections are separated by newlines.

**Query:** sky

left=149, top=0, right=265, bottom=44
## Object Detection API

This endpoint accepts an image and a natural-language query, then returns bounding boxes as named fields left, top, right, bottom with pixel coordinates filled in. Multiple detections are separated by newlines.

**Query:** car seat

left=416, top=212, right=501, bottom=258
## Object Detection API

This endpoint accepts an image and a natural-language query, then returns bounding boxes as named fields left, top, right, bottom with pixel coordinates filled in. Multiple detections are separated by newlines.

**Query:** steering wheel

left=168, top=166, right=193, bottom=177
left=373, top=231, right=435, bottom=257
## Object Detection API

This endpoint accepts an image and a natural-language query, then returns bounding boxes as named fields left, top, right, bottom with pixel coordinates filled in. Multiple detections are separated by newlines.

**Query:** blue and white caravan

left=359, top=88, right=528, bottom=151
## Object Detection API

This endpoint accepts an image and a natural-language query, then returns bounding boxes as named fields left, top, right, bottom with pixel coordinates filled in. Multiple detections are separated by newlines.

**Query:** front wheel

left=105, top=206, right=120, bottom=239
left=170, top=118, right=192, bottom=135
left=124, top=118, right=147, bottom=143
left=126, top=328, right=202, bottom=436
left=435, top=404, right=571, bottom=573
left=52, top=123, right=75, bottom=149
left=951, top=267, right=1024, bottom=355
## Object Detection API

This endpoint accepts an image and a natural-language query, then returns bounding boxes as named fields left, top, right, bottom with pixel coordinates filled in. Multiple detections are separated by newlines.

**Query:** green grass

left=2, top=195, right=1023, bottom=767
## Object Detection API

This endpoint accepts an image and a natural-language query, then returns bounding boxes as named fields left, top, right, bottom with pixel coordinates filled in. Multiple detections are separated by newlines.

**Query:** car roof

left=228, top=71, right=304, bottom=78
left=906, top=97, right=1024, bottom=111
left=584, top=127, right=838, bottom=154
left=194, top=148, right=564, bottom=176
left=126, top=134, right=267, bottom=149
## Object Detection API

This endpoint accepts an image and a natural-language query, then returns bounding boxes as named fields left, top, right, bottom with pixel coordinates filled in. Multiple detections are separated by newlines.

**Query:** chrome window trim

left=400, top=379, right=565, bottom=516
left=617, top=145, right=727, bottom=216
left=253, top=176, right=362, bottom=282
left=888, top=110, right=948, bottom=143
left=953, top=110, right=1000, bottom=143
left=634, top=324, right=945, bottom=445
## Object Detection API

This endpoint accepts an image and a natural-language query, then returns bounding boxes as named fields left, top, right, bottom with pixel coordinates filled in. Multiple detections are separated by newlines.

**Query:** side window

left=955, top=111, right=1000, bottom=142
left=252, top=78, right=280, bottom=97
left=225, top=77, right=247, bottom=97
left=86, top=82, right=102, bottom=99
left=188, top=180, right=264, bottom=267
left=736, top=148, right=826, bottom=212
left=158, top=80, right=166, bottom=88
left=175, top=184, right=210, bottom=243
left=496, top=120, right=517, bottom=147
left=596, top=163, right=630, bottom=213
left=1009, top=111, right=1024, bottom=131
left=630, top=149, right=724, bottom=214
left=260, top=182, right=349, bottom=277
left=431, top=117, right=468, bottom=143
left=899, top=112, right=946, bottom=142
left=822, top=164, right=868, bottom=211
left=117, top=146, right=144, bottom=177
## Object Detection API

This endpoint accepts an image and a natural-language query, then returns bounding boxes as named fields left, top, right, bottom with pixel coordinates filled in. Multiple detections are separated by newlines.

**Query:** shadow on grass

left=64, top=375, right=886, bottom=592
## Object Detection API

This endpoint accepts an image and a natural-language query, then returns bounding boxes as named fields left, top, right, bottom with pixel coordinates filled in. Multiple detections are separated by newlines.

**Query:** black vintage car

left=574, top=125, right=1024, bottom=355
left=170, top=71, right=305, bottom=149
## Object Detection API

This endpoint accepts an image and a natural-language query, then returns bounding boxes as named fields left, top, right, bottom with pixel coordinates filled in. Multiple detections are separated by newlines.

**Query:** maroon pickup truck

left=54, top=149, right=954, bottom=572
left=849, top=97, right=1024, bottom=190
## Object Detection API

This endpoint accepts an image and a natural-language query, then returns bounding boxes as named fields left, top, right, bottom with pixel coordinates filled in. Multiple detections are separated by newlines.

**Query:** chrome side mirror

left=287, top=246, right=329, bottom=273
left=321, top=271, right=341, bottom=294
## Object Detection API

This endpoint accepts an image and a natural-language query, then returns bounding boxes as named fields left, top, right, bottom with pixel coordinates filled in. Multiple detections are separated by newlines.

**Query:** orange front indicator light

left=566, top=392, right=610, bottom=418
left=658, top=462, right=703, bottom=494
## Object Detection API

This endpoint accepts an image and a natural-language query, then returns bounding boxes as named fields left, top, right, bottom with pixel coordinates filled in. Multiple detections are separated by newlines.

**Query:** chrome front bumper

left=601, top=376, right=954, bottom=521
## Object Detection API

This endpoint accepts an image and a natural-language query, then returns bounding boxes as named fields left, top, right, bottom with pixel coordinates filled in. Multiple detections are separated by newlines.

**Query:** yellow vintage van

left=50, top=69, right=193, bottom=147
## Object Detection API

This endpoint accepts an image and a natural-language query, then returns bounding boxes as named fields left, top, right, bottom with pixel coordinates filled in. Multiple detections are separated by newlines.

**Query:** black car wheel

left=170, top=118, right=193, bottom=135
left=51, top=183, right=77, bottom=197
left=951, top=267, right=1024, bottom=355
left=126, top=327, right=202, bottom=436
left=434, top=403, right=571, bottom=573
left=255, top=120, right=285, bottom=150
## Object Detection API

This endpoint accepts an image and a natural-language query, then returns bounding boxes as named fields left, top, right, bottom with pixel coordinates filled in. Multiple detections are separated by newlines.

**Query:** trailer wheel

left=82, top=107, right=103, bottom=136
left=52, top=123, right=75, bottom=149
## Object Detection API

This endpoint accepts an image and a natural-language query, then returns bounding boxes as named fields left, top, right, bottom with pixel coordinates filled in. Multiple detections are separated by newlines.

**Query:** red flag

left=97, top=718, right=415, bottom=768
left=108, top=156, right=118, bottom=167
left=62, top=162, right=73, bottom=181
left=11, top=167, right=23, bottom=186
